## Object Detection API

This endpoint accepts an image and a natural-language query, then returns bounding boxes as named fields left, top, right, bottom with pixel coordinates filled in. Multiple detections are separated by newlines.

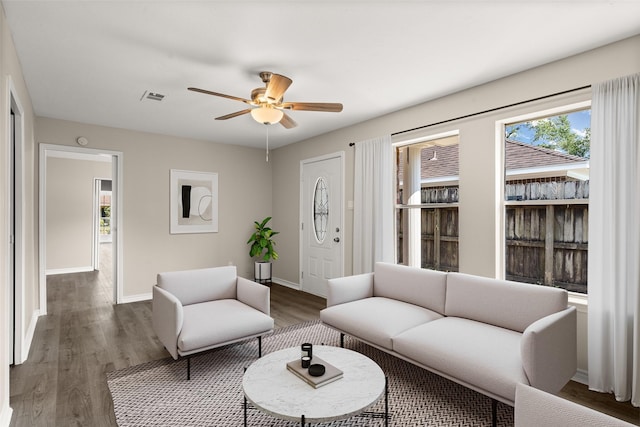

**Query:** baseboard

left=46, top=266, right=93, bottom=275
left=119, top=292, right=152, bottom=304
left=0, top=404, right=13, bottom=427
left=271, top=277, right=301, bottom=290
left=18, top=309, right=41, bottom=364
left=572, top=369, right=588, bottom=385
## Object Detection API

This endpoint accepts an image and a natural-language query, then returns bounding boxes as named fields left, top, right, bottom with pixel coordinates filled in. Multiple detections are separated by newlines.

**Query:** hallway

left=9, top=244, right=165, bottom=426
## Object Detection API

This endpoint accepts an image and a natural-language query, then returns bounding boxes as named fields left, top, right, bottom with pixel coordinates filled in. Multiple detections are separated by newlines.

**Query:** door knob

left=333, top=237, right=340, bottom=243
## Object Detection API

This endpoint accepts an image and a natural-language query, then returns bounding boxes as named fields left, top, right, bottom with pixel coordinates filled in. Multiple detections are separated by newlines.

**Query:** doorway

left=39, top=144, right=124, bottom=314
left=300, top=152, right=344, bottom=297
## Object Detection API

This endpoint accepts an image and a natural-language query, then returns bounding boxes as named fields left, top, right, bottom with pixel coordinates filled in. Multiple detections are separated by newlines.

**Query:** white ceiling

left=3, top=1, right=640, bottom=149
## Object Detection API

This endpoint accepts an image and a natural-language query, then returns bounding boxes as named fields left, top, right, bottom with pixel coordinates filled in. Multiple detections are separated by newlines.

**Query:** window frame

left=497, top=100, right=591, bottom=303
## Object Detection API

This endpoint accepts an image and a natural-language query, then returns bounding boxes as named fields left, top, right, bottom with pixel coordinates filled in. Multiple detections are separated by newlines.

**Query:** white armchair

left=152, top=265, right=274, bottom=379
left=515, top=383, right=636, bottom=427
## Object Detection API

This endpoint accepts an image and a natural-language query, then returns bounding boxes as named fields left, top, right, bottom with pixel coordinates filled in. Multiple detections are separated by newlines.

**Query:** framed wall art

left=170, top=169, right=218, bottom=234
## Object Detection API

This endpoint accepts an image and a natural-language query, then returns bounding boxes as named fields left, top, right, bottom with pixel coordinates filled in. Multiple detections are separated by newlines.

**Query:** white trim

left=119, top=292, right=151, bottom=304
left=299, top=151, right=345, bottom=289
left=21, top=309, right=40, bottom=362
left=271, top=277, right=301, bottom=291
left=392, top=129, right=460, bottom=147
left=39, top=144, right=125, bottom=311
left=7, top=76, right=26, bottom=364
left=46, top=266, right=94, bottom=276
left=572, top=369, right=588, bottom=385
left=0, top=405, right=13, bottom=427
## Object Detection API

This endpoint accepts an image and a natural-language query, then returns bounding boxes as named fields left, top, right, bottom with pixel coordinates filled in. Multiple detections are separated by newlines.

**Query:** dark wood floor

left=9, top=248, right=639, bottom=426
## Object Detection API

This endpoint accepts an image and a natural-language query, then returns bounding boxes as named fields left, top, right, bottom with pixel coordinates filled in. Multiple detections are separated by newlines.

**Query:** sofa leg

left=491, top=398, right=497, bottom=427
left=187, top=357, right=191, bottom=381
left=340, top=333, right=345, bottom=348
left=258, top=336, right=263, bottom=358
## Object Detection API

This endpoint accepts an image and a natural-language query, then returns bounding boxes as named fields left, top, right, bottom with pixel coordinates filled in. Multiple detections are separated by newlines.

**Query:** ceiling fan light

left=251, top=106, right=284, bottom=125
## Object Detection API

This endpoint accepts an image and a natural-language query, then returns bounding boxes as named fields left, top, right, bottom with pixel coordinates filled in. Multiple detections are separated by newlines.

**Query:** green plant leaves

left=247, top=216, right=279, bottom=262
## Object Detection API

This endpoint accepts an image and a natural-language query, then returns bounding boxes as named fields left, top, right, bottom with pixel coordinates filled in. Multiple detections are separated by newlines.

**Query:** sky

left=506, top=109, right=591, bottom=145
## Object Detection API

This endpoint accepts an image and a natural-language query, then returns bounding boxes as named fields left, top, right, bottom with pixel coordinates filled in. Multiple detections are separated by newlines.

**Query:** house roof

left=398, top=140, right=588, bottom=182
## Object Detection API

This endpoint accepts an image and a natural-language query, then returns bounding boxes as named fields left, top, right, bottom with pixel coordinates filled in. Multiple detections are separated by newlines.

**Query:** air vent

left=140, top=90, right=166, bottom=102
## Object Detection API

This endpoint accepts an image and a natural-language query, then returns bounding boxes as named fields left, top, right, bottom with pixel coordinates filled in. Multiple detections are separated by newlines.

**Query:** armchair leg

left=340, top=333, right=345, bottom=348
left=187, top=357, right=191, bottom=381
left=491, top=398, right=497, bottom=427
left=258, top=336, right=263, bottom=358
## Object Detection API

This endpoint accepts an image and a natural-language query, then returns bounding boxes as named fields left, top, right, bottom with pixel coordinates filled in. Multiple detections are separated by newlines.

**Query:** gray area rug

left=107, top=321, right=514, bottom=426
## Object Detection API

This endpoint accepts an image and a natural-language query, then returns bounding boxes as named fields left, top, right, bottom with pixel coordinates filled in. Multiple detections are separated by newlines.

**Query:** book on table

left=286, top=356, right=343, bottom=388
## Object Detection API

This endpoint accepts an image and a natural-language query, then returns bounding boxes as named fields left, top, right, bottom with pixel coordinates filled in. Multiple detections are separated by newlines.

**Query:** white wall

left=272, top=34, right=640, bottom=378
left=35, top=118, right=273, bottom=300
left=0, top=5, right=37, bottom=425
left=45, top=156, right=111, bottom=273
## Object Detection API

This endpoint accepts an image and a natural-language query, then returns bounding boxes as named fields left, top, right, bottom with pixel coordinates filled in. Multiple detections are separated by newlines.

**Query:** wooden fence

left=397, top=183, right=589, bottom=293
left=397, top=206, right=459, bottom=272
left=505, top=204, right=588, bottom=293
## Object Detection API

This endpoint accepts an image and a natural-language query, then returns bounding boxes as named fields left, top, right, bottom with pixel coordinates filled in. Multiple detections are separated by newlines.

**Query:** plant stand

left=254, top=261, right=272, bottom=285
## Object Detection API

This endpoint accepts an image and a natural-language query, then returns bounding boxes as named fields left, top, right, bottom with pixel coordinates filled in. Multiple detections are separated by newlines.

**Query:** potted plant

left=247, top=216, right=279, bottom=283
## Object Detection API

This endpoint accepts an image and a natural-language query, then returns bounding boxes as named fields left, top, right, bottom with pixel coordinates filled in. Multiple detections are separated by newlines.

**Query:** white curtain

left=588, top=73, right=640, bottom=407
left=353, top=135, right=394, bottom=274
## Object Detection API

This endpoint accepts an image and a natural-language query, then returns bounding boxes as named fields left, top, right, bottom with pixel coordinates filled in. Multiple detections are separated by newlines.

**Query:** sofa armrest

left=237, top=276, right=270, bottom=315
left=152, top=285, right=184, bottom=360
left=326, top=272, right=374, bottom=307
left=521, top=306, right=577, bottom=393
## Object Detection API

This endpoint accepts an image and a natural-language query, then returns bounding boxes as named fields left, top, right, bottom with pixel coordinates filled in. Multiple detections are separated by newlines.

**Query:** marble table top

left=242, top=345, right=385, bottom=423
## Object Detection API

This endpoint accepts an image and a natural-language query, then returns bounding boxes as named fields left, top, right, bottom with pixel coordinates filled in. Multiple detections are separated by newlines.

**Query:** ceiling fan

left=188, top=71, right=343, bottom=128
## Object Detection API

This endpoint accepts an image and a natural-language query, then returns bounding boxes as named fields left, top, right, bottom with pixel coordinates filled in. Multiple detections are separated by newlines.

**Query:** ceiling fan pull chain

left=265, top=124, right=269, bottom=162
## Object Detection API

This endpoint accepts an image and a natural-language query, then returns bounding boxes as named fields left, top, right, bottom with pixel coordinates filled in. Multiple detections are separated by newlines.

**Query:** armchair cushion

left=178, top=299, right=274, bottom=354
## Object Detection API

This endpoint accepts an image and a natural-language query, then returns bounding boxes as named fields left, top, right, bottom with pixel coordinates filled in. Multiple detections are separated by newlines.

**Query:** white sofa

left=153, top=266, right=274, bottom=379
left=515, top=383, right=636, bottom=427
left=320, top=262, right=577, bottom=410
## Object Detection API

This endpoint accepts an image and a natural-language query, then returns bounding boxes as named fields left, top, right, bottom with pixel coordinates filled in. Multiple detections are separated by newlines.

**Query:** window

left=396, top=135, right=459, bottom=271
left=504, top=109, right=590, bottom=293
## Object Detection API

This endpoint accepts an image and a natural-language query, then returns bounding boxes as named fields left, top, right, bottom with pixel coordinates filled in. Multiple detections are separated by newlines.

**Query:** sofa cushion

left=178, top=299, right=273, bottom=354
left=393, top=317, right=528, bottom=402
left=320, top=297, right=443, bottom=350
left=445, top=272, right=568, bottom=332
left=157, top=266, right=237, bottom=306
left=373, top=262, right=447, bottom=314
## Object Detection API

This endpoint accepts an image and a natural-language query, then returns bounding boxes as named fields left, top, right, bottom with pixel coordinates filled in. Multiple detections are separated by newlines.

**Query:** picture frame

left=170, top=169, right=218, bottom=234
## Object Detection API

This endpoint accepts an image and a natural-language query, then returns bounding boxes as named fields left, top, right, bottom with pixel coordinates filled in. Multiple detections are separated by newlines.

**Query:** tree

left=527, top=115, right=590, bottom=158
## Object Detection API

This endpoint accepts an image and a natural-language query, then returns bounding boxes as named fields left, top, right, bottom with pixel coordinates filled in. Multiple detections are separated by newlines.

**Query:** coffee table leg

left=385, top=376, right=389, bottom=427
left=244, top=395, right=247, bottom=427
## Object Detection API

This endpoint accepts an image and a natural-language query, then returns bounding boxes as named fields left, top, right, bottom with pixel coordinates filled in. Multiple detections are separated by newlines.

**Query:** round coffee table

left=242, top=345, right=387, bottom=425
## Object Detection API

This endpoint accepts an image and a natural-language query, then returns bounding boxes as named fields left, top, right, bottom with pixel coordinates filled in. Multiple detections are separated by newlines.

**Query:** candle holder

left=301, top=343, right=313, bottom=359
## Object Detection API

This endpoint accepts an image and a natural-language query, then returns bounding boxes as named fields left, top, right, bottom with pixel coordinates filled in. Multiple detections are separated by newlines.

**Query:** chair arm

left=521, top=306, right=577, bottom=393
left=237, top=277, right=270, bottom=315
left=326, top=272, right=374, bottom=307
left=152, top=285, right=184, bottom=360
left=515, top=383, right=636, bottom=427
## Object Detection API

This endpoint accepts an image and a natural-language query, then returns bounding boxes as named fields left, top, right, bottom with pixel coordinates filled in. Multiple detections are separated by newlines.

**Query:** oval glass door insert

left=313, top=177, right=329, bottom=243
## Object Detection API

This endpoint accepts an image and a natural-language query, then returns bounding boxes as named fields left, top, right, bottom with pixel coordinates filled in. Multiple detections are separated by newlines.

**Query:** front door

left=301, top=153, right=344, bottom=297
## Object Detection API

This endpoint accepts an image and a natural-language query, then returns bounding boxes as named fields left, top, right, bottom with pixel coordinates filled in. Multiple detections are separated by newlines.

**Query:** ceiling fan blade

left=279, top=112, right=297, bottom=129
left=281, top=102, right=343, bottom=112
left=265, top=74, right=292, bottom=102
left=215, top=109, right=252, bottom=120
left=188, top=87, right=252, bottom=104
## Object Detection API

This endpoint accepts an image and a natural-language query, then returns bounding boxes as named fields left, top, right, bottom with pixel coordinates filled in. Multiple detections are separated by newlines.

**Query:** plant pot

left=254, top=261, right=272, bottom=284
